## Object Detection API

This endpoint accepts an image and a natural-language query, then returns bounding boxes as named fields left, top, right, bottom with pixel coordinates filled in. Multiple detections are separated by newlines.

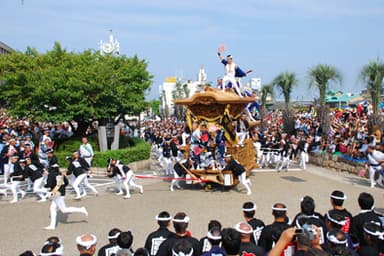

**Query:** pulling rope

left=134, top=175, right=209, bottom=183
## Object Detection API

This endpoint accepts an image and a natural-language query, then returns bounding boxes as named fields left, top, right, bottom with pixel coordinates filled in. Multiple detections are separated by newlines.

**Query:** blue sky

left=2, top=0, right=384, bottom=101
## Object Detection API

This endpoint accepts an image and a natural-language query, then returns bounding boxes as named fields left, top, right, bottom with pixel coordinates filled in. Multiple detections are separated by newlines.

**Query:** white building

left=251, top=78, right=262, bottom=91
left=159, top=67, right=206, bottom=117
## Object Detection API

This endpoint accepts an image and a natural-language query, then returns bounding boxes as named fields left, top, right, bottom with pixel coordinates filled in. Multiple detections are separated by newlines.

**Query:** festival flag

left=192, top=146, right=203, bottom=156
left=218, top=44, right=226, bottom=53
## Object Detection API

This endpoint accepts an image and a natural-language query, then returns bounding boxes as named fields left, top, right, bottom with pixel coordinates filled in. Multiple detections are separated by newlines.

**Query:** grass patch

left=55, top=137, right=150, bottom=167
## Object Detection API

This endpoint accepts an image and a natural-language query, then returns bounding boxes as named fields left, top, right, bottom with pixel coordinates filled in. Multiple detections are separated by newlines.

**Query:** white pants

left=369, top=165, right=383, bottom=187
left=33, top=177, right=48, bottom=200
left=120, top=171, right=143, bottom=197
left=114, top=176, right=123, bottom=193
left=164, top=157, right=173, bottom=175
left=9, top=180, right=25, bottom=201
left=239, top=172, right=252, bottom=195
left=276, top=156, right=290, bottom=171
left=260, top=150, right=271, bottom=168
left=72, top=173, right=97, bottom=197
left=83, top=157, right=92, bottom=167
left=170, top=172, right=182, bottom=191
left=236, top=132, right=248, bottom=145
left=3, top=164, right=11, bottom=184
left=254, top=142, right=262, bottom=161
left=300, top=152, right=309, bottom=170
left=222, top=75, right=242, bottom=97
left=48, top=195, right=86, bottom=228
left=27, top=178, right=33, bottom=191
left=157, top=148, right=164, bottom=162
left=0, top=181, right=22, bottom=202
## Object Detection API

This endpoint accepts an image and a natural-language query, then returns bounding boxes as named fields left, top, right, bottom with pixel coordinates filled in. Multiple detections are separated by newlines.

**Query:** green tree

left=308, top=64, right=342, bottom=110
left=360, top=60, right=384, bottom=115
left=272, top=72, right=298, bottom=133
left=308, top=64, right=342, bottom=137
left=148, top=99, right=160, bottom=117
left=360, top=60, right=384, bottom=130
left=0, top=42, right=153, bottom=135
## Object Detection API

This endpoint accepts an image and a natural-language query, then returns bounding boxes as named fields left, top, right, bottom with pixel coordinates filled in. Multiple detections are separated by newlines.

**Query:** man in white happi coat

left=79, top=137, right=94, bottom=167
left=217, top=53, right=251, bottom=97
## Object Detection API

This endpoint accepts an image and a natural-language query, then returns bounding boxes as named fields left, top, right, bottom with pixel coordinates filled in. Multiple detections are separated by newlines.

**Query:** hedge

left=55, top=137, right=150, bottom=167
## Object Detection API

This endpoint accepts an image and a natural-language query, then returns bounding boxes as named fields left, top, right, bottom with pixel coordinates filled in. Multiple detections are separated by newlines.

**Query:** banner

left=186, top=109, right=196, bottom=132
left=221, top=108, right=237, bottom=145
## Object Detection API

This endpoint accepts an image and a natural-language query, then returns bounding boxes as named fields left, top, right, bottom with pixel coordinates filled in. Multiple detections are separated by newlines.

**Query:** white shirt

left=368, top=150, right=384, bottom=165
left=79, top=143, right=94, bottom=158
left=225, top=63, right=236, bottom=77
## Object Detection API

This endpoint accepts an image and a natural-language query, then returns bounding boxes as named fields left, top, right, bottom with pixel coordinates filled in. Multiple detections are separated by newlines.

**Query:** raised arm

left=217, top=51, right=224, bottom=61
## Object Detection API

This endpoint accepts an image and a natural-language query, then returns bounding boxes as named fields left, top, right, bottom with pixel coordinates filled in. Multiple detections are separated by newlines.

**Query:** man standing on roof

left=217, top=51, right=251, bottom=97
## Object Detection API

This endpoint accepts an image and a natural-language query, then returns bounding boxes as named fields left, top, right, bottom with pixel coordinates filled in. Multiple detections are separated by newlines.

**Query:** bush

left=58, top=136, right=136, bottom=152
left=55, top=137, right=150, bottom=167
left=57, top=136, right=99, bottom=153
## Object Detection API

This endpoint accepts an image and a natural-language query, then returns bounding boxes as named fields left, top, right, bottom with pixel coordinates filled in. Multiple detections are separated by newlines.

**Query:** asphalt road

left=0, top=164, right=383, bottom=256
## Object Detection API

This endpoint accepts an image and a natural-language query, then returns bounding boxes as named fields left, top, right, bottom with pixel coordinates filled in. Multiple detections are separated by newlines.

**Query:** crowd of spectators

left=0, top=111, right=75, bottom=142
left=18, top=191, right=384, bottom=256
left=0, top=118, right=74, bottom=175
left=141, top=104, right=384, bottom=172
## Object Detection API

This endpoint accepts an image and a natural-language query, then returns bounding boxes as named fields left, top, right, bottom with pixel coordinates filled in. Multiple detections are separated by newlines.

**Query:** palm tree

left=261, top=84, right=274, bottom=108
left=308, top=64, right=342, bottom=110
left=272, top=72, right=298, bottom=110
left=360, top=60, right=384, bottom=115
left=272, top=72, right=298, bottom=133
left=308, top=64, right=342, bottom=137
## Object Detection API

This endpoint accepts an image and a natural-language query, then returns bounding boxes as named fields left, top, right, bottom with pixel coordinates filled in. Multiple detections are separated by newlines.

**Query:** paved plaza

left=1, top=164, right=383, bottom=255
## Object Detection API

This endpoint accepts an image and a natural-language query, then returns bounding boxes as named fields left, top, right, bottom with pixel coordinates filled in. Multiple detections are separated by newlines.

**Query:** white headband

left=156, top=214, right=172, bottom=221
left=326, top=233, right=347, bottom=245
left=234, top=222, right=253, bottom=234
left=364, top=225, right=384, bottom=240
left=107, top=232, right=120, bottom=240
left=330, top=194, right=347, bottom=200
left=272, top=206, right=287, bottom=211
left=44, top=238, right=62, bottom=245
left=326, top=212, right=347, bottom=226
left=172, top=248, right=194, bottom=256
left=173, top=216, right=190, bottom=223
left=76, top=234, right=97, bottom=250
left=207, top=231, right=222, bottom=240
left=242, top=204, right=257, bottom=212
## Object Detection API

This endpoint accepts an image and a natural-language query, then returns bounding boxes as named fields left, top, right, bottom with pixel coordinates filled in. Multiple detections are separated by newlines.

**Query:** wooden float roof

left=174, top=87, right=255, bottom=120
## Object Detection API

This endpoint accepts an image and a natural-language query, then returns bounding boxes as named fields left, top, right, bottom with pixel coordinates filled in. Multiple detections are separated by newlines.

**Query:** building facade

left=0, top=41, right=13, bottom=55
